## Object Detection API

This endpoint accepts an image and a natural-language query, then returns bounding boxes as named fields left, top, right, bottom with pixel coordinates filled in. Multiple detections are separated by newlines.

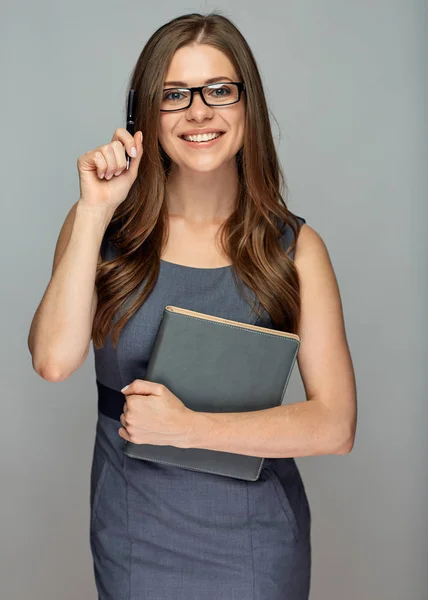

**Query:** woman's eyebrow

left=163, top=76, right=234, bottom=87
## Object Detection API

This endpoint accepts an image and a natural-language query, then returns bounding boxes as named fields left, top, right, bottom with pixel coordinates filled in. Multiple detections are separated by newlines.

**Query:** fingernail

left=130, top=147, right=137, bottom=157
left=121, top=385, right=129, bottom=393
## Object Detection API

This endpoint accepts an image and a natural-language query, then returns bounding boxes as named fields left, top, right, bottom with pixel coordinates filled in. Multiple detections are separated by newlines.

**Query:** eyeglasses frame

left=160, top=81, right=246, bottom=112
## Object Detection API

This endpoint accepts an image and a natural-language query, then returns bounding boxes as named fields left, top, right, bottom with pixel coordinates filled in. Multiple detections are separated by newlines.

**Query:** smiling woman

left=28, top=8, right=357, bottom=600
left=86, top=12, right=316, bottom=600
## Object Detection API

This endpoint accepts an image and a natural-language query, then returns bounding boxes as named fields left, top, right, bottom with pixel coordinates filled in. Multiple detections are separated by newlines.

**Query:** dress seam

left=246, top=481, right=256, bottom=600
left=124, top=451, right=132, bottom=600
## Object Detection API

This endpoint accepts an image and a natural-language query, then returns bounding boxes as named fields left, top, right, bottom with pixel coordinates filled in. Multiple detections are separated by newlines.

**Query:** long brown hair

left=92, top=11, right=304, bottom=349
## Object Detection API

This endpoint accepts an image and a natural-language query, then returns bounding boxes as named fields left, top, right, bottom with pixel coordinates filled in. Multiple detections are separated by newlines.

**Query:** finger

left=98, top=143, right=118, bottom=179
left=110, top=140, right=127, bottom=176
left=92, top=150, right=107, bottom=179
left=126, top=131, right=143, bottom=175
left=112, top=127, right=141, bottom=166
left=121, top=380, right=161, bottom=395
left=118, top=427, right=130, bottom=441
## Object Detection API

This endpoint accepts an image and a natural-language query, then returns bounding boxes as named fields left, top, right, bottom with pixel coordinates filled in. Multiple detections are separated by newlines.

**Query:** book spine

left=145, top=309, right=168, bottom=381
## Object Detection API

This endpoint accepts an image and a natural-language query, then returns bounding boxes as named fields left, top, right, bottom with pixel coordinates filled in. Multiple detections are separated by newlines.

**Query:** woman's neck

left=165, top=162, right=239, bottom=225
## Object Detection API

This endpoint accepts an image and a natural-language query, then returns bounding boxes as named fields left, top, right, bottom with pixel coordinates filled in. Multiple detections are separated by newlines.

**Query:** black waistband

left=96, top=380, right=125, bottom=421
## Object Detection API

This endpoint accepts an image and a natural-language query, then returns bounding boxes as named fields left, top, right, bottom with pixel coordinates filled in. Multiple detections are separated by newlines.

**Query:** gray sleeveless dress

left=90, top=216, right=311, bottom=599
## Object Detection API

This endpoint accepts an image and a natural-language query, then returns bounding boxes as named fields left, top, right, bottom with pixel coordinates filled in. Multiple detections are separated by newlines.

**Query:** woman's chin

left=173, top=158, right=229, bottom=174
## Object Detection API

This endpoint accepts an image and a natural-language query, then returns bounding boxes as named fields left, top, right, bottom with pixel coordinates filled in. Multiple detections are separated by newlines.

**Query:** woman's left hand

left=118, top=379, right=195, bottom=448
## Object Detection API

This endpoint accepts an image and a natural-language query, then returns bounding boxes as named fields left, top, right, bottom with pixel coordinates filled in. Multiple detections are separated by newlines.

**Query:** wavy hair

left=92, top=11, right=305, bottom=349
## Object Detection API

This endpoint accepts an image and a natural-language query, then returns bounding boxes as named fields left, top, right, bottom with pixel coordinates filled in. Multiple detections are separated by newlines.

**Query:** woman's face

left=158, top=44, right=246, bottom=174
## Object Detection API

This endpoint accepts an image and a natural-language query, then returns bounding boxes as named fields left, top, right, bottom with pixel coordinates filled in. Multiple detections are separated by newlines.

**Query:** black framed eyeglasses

left=160, top=81, right=246, bottom=112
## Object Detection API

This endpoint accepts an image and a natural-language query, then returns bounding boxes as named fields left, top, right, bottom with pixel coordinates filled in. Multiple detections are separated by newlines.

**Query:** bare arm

left=28, top=201, right=114, bottom=381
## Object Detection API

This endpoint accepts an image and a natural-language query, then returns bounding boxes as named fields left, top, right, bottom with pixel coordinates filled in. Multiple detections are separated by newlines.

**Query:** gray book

left=124, top=305, right=301, bottom=481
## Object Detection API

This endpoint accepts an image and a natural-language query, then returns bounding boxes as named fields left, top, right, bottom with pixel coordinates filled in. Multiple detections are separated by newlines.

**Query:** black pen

left=125, top=89, right=137, bottom=170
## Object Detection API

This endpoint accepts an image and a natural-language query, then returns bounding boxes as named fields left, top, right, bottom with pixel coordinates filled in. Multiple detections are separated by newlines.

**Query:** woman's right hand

left=77, top=128, right=144, bottom=209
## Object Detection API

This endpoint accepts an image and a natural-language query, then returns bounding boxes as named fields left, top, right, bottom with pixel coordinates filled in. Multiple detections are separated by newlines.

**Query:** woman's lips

left=179, top=132, right=225, bottom=148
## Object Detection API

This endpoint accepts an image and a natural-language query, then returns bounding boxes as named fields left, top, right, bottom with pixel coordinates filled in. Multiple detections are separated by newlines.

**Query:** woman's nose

left=186, top=91, right=213, bottom=118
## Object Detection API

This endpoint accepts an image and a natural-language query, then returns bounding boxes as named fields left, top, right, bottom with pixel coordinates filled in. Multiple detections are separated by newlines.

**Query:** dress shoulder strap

left=278, top=214, right=306, bottom=260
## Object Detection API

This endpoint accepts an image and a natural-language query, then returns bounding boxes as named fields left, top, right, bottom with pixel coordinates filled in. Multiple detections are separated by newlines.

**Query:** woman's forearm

left=28, top=201, right=114, bottom=380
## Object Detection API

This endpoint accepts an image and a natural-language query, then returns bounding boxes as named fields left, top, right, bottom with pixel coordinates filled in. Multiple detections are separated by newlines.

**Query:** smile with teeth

left=181, top=132, right=224, bottom=142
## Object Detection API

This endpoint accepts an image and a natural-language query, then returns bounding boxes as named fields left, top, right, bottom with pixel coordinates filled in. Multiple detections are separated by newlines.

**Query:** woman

left=28, top=11, right=357, bottom=600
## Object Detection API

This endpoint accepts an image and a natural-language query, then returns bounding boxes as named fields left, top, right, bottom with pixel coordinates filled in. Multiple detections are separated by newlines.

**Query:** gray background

left=2, top=1, right=427, bottom=598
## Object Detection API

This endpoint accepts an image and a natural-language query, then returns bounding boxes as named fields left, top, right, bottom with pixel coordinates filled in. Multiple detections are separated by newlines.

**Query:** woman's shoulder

left=278, top=213, right=329, bottom=267
left=290, top=217, right=332, bottom=279
left=280, top=211, right=325, bottom=244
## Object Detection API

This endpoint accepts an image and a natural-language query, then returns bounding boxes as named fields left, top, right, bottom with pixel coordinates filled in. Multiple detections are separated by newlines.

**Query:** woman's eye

left=164, top=91, right=183, bottom=101
left=210, top=86, right=231, bottom=97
